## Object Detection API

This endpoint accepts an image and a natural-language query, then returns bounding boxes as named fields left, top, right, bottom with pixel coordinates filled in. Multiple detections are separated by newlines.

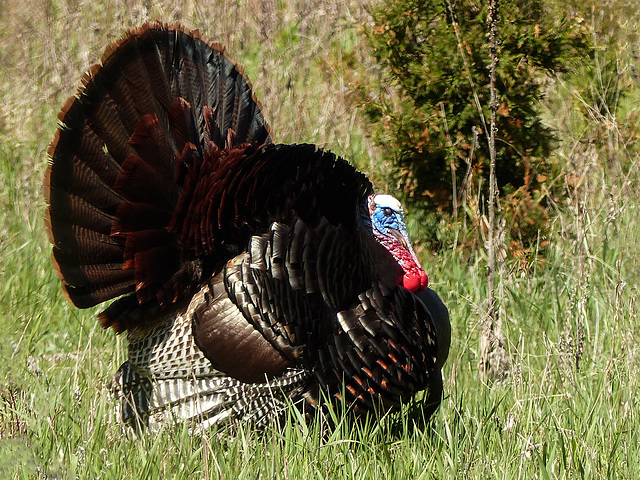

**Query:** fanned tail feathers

left=45, top=22, right=271, bottom=332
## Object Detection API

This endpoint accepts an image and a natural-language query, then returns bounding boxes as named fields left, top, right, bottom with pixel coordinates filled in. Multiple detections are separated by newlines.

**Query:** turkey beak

left=388, top=228, right=409, bottom=249
left=390, top=227, right=424, bottom=275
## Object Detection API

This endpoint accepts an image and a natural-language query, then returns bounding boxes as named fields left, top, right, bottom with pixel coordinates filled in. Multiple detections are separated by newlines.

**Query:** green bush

left=358, top=0, right=590, bottom=250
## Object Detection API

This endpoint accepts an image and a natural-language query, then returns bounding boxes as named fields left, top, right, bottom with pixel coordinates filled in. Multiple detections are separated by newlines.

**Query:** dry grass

left=0, top=0, right=379, bottom=161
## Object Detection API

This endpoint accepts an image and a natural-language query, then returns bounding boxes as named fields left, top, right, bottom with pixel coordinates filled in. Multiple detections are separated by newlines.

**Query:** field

left=1, top=0, right=639, bottom=478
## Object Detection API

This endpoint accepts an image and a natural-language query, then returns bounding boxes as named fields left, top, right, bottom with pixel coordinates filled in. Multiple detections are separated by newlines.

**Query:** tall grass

left=1, top=0, right=639, bottom=478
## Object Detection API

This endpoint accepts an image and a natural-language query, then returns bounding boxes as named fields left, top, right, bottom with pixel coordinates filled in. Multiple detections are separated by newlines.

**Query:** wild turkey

left=44, top=22, right=450, bottom=429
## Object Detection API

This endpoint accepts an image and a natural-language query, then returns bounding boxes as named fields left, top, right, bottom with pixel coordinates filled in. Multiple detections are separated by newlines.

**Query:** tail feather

left=85, top=95, right=138, bottom=165
left=45, top=22, right=272, bottom=330
left=47, top=192, right=116, bottom=234
left=113, top=153, right=177, bottom=210
left=46, top=128, right=121, bottom=194
left=127, top=115, right=176, bottom=181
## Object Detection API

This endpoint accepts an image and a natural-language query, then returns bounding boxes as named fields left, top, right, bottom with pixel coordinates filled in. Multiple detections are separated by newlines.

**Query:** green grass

left=2, top=0, right=640, bottom=478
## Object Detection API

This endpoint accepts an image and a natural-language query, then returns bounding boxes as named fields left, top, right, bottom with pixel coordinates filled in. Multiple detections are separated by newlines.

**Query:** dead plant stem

left=479, top=0, right=509, bottom=380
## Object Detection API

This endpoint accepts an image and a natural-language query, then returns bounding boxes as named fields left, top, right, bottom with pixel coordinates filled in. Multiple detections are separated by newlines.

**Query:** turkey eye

left=383, top=207, right=393, bottom=217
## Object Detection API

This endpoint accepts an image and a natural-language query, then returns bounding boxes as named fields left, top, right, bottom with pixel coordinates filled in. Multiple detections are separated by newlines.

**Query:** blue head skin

left=368, top=194, right=428, bottom=292
left=370, top=195, right=410, bottom=247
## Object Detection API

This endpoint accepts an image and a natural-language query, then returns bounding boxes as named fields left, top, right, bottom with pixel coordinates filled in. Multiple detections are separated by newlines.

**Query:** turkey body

left=44, top=22, right=450, bottom=429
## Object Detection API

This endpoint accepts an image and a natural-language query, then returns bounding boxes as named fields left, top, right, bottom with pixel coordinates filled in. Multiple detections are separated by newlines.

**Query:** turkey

left=44, top=22, right=450, bottom=430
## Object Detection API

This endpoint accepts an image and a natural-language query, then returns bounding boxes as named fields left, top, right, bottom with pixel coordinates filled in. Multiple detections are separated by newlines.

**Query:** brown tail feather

left=45, top=22, right=272, bottom=331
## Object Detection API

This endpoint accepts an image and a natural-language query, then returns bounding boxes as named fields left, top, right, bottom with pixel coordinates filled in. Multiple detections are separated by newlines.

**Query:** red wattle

left=373, top=227, right=429, bottom=292
left=402, top=270, right=428, bottom=292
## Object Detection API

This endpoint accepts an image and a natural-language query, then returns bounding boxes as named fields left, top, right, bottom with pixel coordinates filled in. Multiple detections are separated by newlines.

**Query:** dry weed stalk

left=478, top=0, right=509, bottom=380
